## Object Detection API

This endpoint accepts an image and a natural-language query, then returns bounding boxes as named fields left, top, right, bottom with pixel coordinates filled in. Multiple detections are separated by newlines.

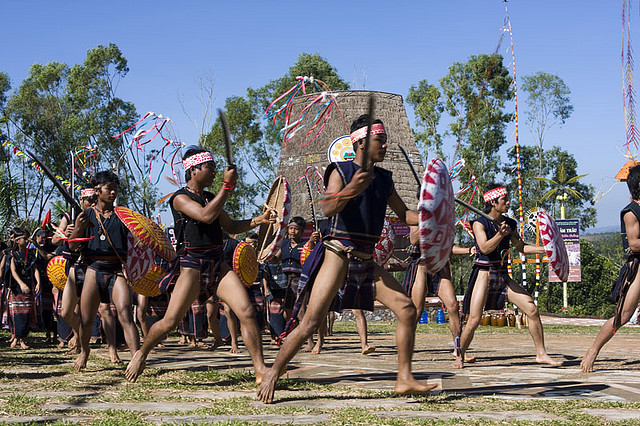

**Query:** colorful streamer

left=0, top=134, right=82, bottom=191
left=623, top=0, right=639, bottom=153
left=112, top=111, right=185, bottom=184
left=265, top=76, right=348, bottom=146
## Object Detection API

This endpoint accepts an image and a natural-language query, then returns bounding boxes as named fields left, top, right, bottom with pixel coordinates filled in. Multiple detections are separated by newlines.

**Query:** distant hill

left=584, top=226, right=618, bottom=235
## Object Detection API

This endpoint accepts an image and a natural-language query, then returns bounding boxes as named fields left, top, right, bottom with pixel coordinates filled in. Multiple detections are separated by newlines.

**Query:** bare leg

left=373, top=264, right=436, bottom=395
left=298, top=298, right=315, bottom=353
left=453, top=270, right=489, bottom=369
left=137, top=294, right=150, bottom=339
left=507, top=280, right=562, bottom=366
left=98, top=303, right=120, bottom=363
left=125, top=267, right=201, bottom=382
left=112, top=277, right=140, bottom=357
left=312, top=315, right=326, bottom=354
left=353, top=309, right=375, bottom=355
left=582, top=272, right=640, bottom=372
left=224, top=303, right=240, bottom=353
left=61, top=268, right=80, bottom=336
left=257, top=250, right=348, bottom=403
left=327, top=311, right=335, bottom=336
left=217, top=263, right=266, bottom=382
left=206, top=295, right=223, bottom=350
left=75, top=269, right=101, bottom=371
left=410, top=264, right=428, bottom=324
left=437, top=266, right=475, bottom=363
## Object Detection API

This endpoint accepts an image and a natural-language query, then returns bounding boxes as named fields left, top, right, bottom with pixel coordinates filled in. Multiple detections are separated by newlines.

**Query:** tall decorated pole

left=505, top=5, right=528, bottom=296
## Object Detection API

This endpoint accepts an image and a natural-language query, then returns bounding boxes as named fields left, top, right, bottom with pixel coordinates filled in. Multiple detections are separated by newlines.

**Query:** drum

left=46, top=256, right=68, bottom=291
left=233, top=241, right=259, bottom=287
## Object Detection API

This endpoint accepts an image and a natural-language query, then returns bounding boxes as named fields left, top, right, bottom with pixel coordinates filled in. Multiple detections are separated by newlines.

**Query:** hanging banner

left=549, top=219, right=581, bottom=283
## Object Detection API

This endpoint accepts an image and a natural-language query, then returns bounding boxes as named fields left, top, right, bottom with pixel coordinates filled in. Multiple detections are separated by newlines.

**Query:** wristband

left=222, top=181, right=236, bottom=192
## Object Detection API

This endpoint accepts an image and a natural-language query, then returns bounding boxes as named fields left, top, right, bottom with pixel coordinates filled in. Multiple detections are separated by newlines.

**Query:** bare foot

left=394, top=377, right=437, bottom=395
left=452, top=350, right=476, bottom=363
left=311, top=341, right=323, bottom=354
left=257, top=368, right=279, bottom=404
left=208, top=340, right=223, bottom=351
left=452, top=356, right=464, bottom=369
left=301, top=342, right=314, bottom=353
left=74, top=351, right=89, bottom=371
left=178, top=336, right=187, bottom=345
left=19, top=340, right=29, bottom=350
left=581, top=350, right=597, bottom=373
left=229, top=345, right=241, bottom=354
left=361, top=345, right=376, bottom=355
left=156, top=342, right=165, bottom=349
left=255, top=365, right=268, bottom=385
left=68, top=335, right=77, bottom=350
left=10, top=338, right=17, bottom=348
left=109, top=347, right=122, bottom=364
left=57, top=340, right=66, bottom=349
left=196, top=340, right=210, bottom=349
left=536, top=354, right=563, bottom=367
left=125, top=350, right=147, bottom=383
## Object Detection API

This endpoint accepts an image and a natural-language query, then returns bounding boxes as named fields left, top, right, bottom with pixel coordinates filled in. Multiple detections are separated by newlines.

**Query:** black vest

left=170, top=188, right=223, bottom=253
left=621, top=201, right=640, bottom=256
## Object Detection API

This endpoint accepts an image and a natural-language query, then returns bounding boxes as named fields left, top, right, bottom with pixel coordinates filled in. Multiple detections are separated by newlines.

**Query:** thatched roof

left=276, top=90, right=424, bottom=223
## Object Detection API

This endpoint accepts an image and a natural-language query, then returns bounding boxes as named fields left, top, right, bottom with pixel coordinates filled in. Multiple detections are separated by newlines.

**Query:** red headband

left=80, top=188, right=96, bottom=199
left=183, top=151, right=214, bottom=169
left=349, top=123, right=386, bottom=143
left=483, top=186, right=507, bottom=203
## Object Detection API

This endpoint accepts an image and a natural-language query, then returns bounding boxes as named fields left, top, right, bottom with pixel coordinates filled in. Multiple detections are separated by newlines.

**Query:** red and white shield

left=538, top=210, right=569, bottom=282
left=418, top=158, right=455, bottom=273
left=126, top=234, right=155, bottom=283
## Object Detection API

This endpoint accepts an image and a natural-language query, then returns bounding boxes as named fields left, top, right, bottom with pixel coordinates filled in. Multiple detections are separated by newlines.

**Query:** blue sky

left=0, top=1, right=630, bottom=230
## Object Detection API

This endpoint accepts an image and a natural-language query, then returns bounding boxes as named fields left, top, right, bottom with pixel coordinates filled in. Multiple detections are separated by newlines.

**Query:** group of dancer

left=4, top=112, right=638, bottom=403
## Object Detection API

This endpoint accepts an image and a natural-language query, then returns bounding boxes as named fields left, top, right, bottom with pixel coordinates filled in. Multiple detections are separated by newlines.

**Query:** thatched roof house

left=276, top=90, right=424, bottom=224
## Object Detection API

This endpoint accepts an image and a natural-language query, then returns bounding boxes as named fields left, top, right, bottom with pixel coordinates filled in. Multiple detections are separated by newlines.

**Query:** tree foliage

left=1, top=44, right=163, bottom=222
left=521, top=72, right=573, bottom=199
left=408, top=54, right=514, bottom=196
left=202, top=53, right=349, bottom=215
left=503, top=146, right=596, bottom=230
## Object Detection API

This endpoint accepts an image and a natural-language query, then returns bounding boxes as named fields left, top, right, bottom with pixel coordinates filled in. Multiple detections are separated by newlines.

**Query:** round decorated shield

left=538, top=210, right=569, bottom=282
left=131, top=264, right=164, bottom=297
left=47, top=256, right=68, bottom=291
left=418, top=158, right=455, bottom=273
left=257, top=177, right=292, bottom=263
left=300, top=243, right=313, bottom=267
left=233, top=241, right=258, bottom=287
left=114, top=206, right=176, bottom=262
left=126, top=234, right=155, bottom=284
left=373, top=217, right=396, bottom=266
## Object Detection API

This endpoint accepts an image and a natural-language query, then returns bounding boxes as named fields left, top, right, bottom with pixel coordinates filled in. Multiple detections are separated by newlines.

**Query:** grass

left=1, top=327, right=640, bottom=424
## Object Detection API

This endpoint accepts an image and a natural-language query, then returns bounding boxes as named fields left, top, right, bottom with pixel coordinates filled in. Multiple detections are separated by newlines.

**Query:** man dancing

left=69, top=172, right=140, bottom=370
left=581, top=165, right=640, bottom=372
left=125, top=146, right=273, bottom=382
left=453, top=184, right=562, bottom=369
left=257, top=115, right=436, bottom=403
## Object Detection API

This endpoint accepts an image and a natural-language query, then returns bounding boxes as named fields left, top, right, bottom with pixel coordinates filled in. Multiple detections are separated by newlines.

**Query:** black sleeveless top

left=324, top=161, right=394, bottom=251
left=170, top=187, right=223, bottom=253
left=82, top=208, right=128, bottom=258
left=621, top=201, right=640, bottom=257
left=472, top=215, right=518, bottom=267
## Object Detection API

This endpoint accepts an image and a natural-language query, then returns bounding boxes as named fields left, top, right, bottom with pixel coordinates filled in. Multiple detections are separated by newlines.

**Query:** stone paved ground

left=3, top=317, right=640, bottom=424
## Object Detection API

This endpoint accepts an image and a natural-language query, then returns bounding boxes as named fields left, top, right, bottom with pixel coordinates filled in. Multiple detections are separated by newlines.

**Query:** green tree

left=5, top=44, right=157, bottom=219
left=408, top=54, right=513, bottom=198
left=202, top=53, right=349, bottom=215
left=503, top=146, right=596, bottom=231
left=522, top=72, right=573, bottom=200
left=406, top=80, right=444, bottom=160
